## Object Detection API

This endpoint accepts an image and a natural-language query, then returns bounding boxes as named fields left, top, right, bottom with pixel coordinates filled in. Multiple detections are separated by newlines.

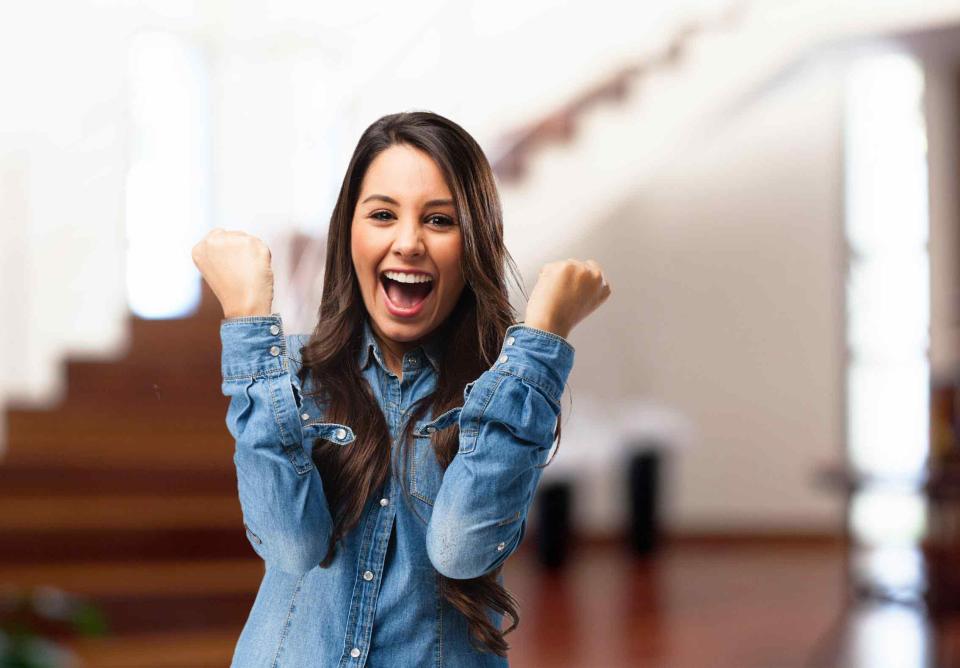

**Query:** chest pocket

left=409, top=406, right=462, bottom=506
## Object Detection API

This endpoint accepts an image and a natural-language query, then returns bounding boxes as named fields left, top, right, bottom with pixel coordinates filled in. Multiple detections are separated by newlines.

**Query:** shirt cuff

left=220, top=313, right=289, bottom=379
left=489, top=324, right=575, bottom=405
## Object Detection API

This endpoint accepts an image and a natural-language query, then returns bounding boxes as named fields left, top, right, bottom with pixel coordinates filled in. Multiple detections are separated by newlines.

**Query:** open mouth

left=379, top=270, right=435, bottom=312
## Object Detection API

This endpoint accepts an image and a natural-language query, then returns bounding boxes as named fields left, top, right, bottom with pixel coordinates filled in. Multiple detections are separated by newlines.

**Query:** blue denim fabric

left=220, top=313, right=574, bottom=667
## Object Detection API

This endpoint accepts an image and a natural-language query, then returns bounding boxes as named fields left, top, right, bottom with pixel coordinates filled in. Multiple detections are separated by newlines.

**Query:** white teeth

left=383, top=270, right=433, bottom=284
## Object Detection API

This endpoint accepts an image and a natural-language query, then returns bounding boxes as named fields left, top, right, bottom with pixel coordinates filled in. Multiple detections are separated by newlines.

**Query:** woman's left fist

left=523, top=259, right=612, bottom=339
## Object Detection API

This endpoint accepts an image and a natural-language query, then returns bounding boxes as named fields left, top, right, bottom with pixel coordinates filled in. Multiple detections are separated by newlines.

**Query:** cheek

left=437, top=238, right=465, bottom=291
left=350, top=224, right=376, bottom=271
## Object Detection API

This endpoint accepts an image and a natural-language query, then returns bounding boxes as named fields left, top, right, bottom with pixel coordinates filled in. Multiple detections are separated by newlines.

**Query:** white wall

left=555, top=58, right=847, bottom=534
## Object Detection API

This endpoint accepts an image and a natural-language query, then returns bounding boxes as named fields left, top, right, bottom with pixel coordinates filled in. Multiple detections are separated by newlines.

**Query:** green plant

left=0, top=586, right=107, bottom=668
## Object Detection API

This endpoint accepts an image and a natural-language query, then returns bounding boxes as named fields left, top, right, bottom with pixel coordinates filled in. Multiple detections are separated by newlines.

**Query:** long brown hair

left=297, top=111, right=560, bottom=656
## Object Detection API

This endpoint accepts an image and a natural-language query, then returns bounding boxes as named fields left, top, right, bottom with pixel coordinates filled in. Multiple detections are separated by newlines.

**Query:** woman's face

left=351, top=143, right=466, bottom=351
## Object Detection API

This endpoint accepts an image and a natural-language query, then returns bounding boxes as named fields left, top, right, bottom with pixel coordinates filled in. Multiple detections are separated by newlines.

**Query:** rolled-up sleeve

left=426, top=324, right=575, bottom=579
left=221, top=314, right=332, bottom=575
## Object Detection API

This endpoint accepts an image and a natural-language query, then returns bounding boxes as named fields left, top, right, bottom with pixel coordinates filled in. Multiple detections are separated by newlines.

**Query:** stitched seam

left=268, top=376, right=312, bottom=475
left=340, top=511, right=378, bottom=662
left=355, top=512, right=393, bottom=664
left=221, top=329, right=289, bottom=379
left=411, top=436, right=434, bottom=506
left=222, top=367, right=285, bottom=383
left=460, top=373, right=507, bottom=455
left=410, top=434, right=421, bottom=500
left=496, top=510, right=522, bottom=527
left=270, top=573, right=304, bottom=668
left=268, top=377, right=291, bottom=445
left=221, top=314, right=281, bottom=326
left=436, top=571, right=443, bottom=668
left=492, top=368, right=562, bottom=409
left=506, top=323, right=576, bottom=354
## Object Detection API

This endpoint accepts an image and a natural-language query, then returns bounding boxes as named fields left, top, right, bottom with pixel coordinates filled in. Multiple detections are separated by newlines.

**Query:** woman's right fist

left=191, top=229, right=274, bottom=318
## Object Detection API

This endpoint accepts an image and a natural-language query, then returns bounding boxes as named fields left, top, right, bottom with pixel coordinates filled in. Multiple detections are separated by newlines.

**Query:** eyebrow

left=360, top=194, right=454, bottom=208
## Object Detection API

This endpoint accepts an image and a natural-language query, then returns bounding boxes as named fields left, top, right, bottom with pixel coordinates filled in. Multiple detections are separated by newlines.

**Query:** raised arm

left=426, top=258, right=611, bottom=579
left=221, top=315, right=336, bottom=575
left=425, top=324, right=574, bottom=579
left=193, top=229, right=334, bottom=575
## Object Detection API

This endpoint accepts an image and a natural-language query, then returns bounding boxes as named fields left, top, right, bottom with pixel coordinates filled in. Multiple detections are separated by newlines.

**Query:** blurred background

left=3, top=0, right=960, bottom=666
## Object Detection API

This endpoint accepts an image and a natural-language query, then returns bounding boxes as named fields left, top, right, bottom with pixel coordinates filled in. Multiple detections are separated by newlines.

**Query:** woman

left=192, top=111, right=611, bottom=667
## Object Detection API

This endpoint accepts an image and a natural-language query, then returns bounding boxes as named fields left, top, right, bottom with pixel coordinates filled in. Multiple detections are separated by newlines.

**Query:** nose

left=391, top=217, right=424, bottom=258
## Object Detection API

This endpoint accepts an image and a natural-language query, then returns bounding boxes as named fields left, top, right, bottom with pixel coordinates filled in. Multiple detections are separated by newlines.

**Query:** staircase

left=492, top=1, right=960, bottom=274
left=0, top=282, right=260, bottom=666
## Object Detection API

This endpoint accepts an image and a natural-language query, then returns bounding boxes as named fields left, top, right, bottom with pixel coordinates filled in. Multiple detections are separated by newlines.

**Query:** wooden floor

left=12, top=537, right=953, bottom=667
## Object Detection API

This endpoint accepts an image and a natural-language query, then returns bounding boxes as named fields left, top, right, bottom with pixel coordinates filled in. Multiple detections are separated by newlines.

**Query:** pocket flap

left=413, top=406, right=462, bottom=437
left=302, top=421, right=355, bottom=445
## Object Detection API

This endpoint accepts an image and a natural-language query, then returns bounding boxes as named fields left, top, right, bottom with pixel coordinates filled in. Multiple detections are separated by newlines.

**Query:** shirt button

left=363, top=570, right=374, bottom=581
left=269, top=324, right=280, bottom=335
left=269, top=345, right=280, bottom=356
left=301, top=413, right=309, bottom=421
left=380, top=498, right=389, bottom=507
left=498, top=355, right=508, bottom=364
left=506, top=336, right=515, bottom=345
left=410, top=357, right=419, bottom=366
left=350, top=647, right=361, bottom=658
left=497, top=542, right=506, bottom=551
left=335, top=428, right=347, bottom=440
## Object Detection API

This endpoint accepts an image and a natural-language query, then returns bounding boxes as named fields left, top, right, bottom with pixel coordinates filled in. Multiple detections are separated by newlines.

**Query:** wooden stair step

left=74, top=590, right=253, bottom=636
left=0, top=527, right=251, bottom=563
left=4, top=393, right=229, bottom=416
left=6, top=404, right=227, bottom=433
left=0, top=464, right=236, bottom=495
left=64, top=358, right=222, bottom=400
left=2, top=432, right=233, bottom=466
left=2, top=446, right=232, bottom=469
left=0, top=494, right=241, bottom=530
left=0, top=558, right=263, bottom=597
left=3, top=407, right=234, bottom=465
left=72, top=630, right=242, bottom=667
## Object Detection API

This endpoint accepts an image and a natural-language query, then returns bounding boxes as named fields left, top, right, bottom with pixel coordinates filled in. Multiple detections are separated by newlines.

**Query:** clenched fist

left=524, top=259, right=612, bottom=339
left=191, top=229, right=275, bottom=319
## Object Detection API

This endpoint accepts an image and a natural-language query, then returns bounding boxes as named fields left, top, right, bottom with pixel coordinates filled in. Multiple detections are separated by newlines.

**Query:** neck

left=369, top=322, right=420, bottom=378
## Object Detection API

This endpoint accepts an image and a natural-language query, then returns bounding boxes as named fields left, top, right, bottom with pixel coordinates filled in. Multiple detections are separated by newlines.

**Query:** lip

left=379, top=273, right=435, bottom=318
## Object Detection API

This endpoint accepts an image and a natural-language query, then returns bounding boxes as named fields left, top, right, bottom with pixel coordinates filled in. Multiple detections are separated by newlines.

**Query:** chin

left=375, top=315, right=434, bottom=341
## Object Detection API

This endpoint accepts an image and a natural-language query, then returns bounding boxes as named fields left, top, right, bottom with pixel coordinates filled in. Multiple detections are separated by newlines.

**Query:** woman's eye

left=427, top=215, right=455, bottom=227
left=371, top=210, right=393, bottom=221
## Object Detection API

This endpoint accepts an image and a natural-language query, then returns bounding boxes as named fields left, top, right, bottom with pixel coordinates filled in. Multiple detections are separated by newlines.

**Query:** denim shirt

left=219, top=313, right=575, bottom=667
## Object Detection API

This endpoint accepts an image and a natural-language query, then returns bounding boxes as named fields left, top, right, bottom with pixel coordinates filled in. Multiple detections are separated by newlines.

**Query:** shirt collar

left=358, top=317, right=442, bottom=374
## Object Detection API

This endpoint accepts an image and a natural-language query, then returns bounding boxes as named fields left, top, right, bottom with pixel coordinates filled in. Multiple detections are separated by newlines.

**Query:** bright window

left=843, top=50, right=929, bottom=547
left=125, top=31, right=211, bottom=319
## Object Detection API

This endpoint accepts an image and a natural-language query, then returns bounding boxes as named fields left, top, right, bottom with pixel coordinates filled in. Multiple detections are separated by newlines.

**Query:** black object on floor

left=536, top=480, right=573, bottom=569
left=628, top=449, right=661, bottom=555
